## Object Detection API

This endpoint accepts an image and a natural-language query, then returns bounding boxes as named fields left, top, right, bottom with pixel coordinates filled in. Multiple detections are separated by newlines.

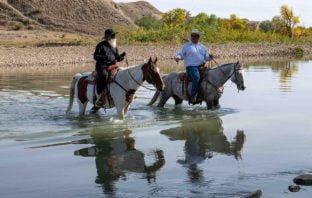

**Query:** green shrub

left=294, top=47, right=304, bottom=57
left=259, top=20, right=273, bottom=32
left=135, top=16, right=161, bottom=30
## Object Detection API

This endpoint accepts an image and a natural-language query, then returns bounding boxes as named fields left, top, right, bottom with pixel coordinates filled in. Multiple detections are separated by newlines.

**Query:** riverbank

left=0, top=43, right=311, bottom=70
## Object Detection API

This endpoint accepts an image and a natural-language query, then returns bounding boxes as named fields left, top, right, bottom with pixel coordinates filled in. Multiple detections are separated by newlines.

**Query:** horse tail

left=66, top=73, right=82, bottom=113
left=148, top=90, right=160, bottom=106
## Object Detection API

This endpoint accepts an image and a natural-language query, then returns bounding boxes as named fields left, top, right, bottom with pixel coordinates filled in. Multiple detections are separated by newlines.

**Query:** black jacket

left=94, top=40, right=122, bottom=70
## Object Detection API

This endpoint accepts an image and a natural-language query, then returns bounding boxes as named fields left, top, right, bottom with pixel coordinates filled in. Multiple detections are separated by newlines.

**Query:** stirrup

left=95, top=93, right=104, bottom=107
left=189, top=94, right=201, bottom=105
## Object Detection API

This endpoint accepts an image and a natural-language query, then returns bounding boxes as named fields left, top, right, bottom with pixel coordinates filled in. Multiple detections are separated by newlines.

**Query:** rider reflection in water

left=161, top=117, right=245, bottom=183
left=74, top=129, right=165, bottom=194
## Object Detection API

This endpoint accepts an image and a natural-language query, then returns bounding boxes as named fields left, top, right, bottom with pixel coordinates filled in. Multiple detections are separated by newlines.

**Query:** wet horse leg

left=206, top=100, right=213, bottom=110
left=213, top=98, right=220, bottom=109
left=78, top=100, right=88, bottom=115
left=77, top=76, right=89, bottom=115
left=172, top=95, right=183, bottom=106
left=124, top=102, right=131, bottom=115
left=157, top=92, right=171, bottom=107
left=115, top=100, right=125, bottom=119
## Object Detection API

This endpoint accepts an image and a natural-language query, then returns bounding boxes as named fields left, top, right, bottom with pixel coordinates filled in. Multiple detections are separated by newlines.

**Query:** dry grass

left=0, top=30, right=98, bottom=47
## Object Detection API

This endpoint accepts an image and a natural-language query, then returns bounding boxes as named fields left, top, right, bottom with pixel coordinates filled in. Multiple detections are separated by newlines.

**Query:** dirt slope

left=0, top=0, right=161, bottom=34
left=118, top=1, right=162, bottom=21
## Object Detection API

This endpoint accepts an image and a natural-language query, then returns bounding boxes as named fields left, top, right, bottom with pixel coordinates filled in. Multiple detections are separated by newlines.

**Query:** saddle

left=87, top=65, right=119, bottom=108
left=179, top=66, right=208, bottom=103
left=179, top=66, right=208, bottom=82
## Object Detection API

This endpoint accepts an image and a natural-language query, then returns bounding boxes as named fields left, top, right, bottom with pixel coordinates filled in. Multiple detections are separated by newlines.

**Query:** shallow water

left=0, top=60, right=312, bottom=198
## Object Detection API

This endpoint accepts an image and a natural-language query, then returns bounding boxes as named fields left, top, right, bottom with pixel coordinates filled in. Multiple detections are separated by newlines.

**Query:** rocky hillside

left=118, top=1, right=162, bottom=21
left=0, top=0, right=161, bottom=34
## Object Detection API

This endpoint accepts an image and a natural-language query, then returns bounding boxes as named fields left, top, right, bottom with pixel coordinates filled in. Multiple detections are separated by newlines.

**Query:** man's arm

left=174, top=45, right=186, bottom=63
left=202, top=45, right=211, bottom=61
left=94, top=45, right=108, bottom=62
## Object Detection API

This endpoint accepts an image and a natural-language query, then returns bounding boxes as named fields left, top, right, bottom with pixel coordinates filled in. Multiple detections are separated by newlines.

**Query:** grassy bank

left=1, top=26, right=312, bottom=48
left=115, top=26, right=312, bottom=45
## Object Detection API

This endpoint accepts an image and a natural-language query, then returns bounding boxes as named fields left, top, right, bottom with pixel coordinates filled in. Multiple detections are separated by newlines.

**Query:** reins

left=111, top=70, right=128, bottom=93
left=204, top=62, right=241, bottom=93
left=125, top=56, right=157, bottom=91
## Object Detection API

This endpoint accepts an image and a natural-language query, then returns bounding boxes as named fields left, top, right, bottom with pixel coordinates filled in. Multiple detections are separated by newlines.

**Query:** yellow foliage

left=293, top=27, right=305, bottom=37
left=280, top=4, right=300, bottom=37
left=162, top=8, right=188, bottom=27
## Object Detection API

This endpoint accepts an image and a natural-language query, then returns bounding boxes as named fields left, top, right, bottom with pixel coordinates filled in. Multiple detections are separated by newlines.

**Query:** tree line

left=116, top=5, right=312, bottom=44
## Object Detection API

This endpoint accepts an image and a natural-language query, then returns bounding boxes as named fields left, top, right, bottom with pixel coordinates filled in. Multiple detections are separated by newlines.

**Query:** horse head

left=142, top=57, right=165, bottom=91
left=231, top=61, right=246, bottom=91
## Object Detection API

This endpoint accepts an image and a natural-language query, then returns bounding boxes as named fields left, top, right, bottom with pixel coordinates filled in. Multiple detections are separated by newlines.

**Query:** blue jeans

left=186, top=66, right=200, bottom=97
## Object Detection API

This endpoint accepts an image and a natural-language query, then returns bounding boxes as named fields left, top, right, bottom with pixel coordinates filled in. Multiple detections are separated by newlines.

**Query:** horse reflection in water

left=74, top=129, right=165, bottom=194
left=160, top=116, right=245, bottom=182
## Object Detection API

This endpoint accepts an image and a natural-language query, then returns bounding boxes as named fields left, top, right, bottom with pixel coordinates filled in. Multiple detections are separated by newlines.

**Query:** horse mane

left=119, top=63, right=144, bottom=72
left=208, top=63, right=237, bottom=70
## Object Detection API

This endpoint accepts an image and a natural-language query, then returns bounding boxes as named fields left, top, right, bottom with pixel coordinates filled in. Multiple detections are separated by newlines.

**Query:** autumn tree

left=189, top=13, right=219, bottom=30
left=271, top=16, right=284, bottom=33
left=223, top=14, right=247, bottom=30
left=280, top=5, right=300, bottom=37
left=162, top=8, right=190, bottom=27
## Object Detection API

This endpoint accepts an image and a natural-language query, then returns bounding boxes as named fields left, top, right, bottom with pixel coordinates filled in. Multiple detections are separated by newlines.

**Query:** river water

left=0, top=60, right=312, bottom=198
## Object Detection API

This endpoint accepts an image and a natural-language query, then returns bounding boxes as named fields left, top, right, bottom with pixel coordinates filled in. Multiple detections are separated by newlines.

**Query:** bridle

left=112, top=56, right=162, bottom=92
left=204, top=62, right=243, bottom=93
left=219, top=62, right=243, bottom=84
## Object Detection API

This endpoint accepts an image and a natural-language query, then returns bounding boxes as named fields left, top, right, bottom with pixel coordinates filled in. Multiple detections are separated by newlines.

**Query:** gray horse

left=148, top=62, right=246, bottom=109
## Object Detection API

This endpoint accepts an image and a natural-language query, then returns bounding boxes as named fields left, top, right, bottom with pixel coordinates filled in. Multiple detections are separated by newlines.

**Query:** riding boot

left=90, top=106, right=100, bottom=114
left=95, top=89, right=106, bottom=107
left=95, top=93, right=103, bottom=107
left=188, top=94, right=197, bottom=105
left=95, top=70, right=108, bottom=107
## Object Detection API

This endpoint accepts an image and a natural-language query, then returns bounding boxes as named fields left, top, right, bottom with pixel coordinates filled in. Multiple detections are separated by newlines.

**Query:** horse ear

left=154, top=57, right=158, bottom=64
left=237, top=60, right=240, bottom=64
left=148, top=57, right=152, bottom=64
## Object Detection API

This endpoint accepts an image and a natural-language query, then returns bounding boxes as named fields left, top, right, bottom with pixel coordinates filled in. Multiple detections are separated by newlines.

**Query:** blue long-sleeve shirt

left=176, top=41, right=210, bottom=67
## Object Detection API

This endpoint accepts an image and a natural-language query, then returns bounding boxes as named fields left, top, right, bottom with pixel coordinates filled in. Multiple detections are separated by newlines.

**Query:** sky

left=116, top=0, right=312, bottom=27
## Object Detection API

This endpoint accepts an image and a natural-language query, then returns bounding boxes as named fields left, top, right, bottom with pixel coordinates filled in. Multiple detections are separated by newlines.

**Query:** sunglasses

left=191, top=34, right=200, bottom=38
left=110, top=33, right=116, bottom=39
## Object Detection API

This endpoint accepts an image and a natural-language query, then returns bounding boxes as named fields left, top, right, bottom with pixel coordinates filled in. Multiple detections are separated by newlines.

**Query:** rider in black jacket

left=94, top=29, right=126, bottom=96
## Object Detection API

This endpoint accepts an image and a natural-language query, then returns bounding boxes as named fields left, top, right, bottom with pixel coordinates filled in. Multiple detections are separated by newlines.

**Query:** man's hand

left=118, top=52, right=126, bottom=61
left=174, top=57, right=180, bottom=63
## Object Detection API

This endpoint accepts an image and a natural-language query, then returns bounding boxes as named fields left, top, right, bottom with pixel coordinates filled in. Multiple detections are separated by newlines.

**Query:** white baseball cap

left=190, top=29, right=203, bottom=36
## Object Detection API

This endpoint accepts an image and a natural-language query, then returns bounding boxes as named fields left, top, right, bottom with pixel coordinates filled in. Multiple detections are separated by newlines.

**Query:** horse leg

left=124, top=102, right=131, bottom=115
left=157, top=92, right=171, bottom=108
left=172, top=95, right=183, bottom=107
left=78, top=100, right=88, bottom=115
left=115, top=100, right=125, bottom=120
left=206, top=100, right=213, bottom=110
left=117, top=107, right=125, bottom=120
left=213, top=98, right=220, bottom=109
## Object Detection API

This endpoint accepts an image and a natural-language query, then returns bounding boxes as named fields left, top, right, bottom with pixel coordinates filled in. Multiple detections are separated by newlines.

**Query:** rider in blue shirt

left=175, top=29, right=213, bottom=104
